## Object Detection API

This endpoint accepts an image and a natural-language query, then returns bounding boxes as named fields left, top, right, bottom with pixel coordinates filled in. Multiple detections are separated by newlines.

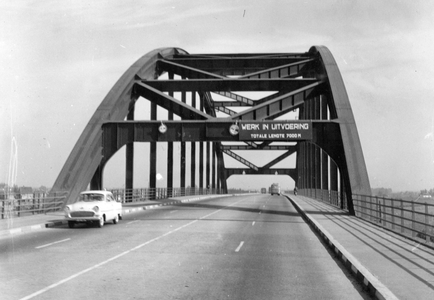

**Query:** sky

left=1, top=0, right=434, bottom=192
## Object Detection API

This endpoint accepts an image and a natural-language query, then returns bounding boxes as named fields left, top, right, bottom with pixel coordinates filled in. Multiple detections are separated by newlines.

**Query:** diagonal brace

left=222, top=149, right=259, bottom=171
left=134, top=82, right=211, bottom=120
left=261, top=149, right=296, bottom=170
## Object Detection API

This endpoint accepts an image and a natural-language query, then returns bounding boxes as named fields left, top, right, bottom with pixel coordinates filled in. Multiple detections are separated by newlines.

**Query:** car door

left=105, top=194, right=113, bottom=220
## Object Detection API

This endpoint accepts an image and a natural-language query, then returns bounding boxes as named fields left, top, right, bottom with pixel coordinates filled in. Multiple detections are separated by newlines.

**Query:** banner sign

left=238, top=121, right=312, bottom=141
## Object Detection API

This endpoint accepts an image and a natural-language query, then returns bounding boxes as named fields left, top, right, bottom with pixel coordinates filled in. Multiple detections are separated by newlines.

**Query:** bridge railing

left=0, top=187, right=224, bottom=219
left=353, top=194, right=434, bottom=244
left=298, top=188, right=345, bottom=209
left=1, top=191, right=68, bottom=219
left=299, top=189, right=434, bottom=244
left=111, top=187, right=224, bottom=203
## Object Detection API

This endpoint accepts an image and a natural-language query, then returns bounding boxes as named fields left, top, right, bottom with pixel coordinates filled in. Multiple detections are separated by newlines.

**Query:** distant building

left=19, top=187, right=33, bottom=199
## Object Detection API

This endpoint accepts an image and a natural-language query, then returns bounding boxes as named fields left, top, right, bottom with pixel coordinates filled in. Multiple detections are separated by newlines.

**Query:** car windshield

left=79, top=193, right=104, bottom=202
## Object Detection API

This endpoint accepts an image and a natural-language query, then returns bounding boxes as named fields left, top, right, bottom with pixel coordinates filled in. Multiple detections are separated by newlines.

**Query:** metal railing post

left=401, top=200, right=404, bottom=234
left=425, top=203, right=429, bottom=243
left=411, top=201, right=415, bottom=237
left=376, top=196, right=379, bottom=222
left=391, top=198, right=395, bottom=230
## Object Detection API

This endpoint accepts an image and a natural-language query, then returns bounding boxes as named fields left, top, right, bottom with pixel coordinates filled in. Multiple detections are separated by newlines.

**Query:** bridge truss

left=51, top=46, right=370, bottom=214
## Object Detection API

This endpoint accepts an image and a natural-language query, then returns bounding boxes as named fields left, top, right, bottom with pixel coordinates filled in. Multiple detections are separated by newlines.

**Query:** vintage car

left=64, top=190, right=122, bottom=228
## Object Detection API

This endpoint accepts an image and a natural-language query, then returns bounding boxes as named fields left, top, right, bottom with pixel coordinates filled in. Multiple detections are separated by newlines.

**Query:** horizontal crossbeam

left=225, top=168, right=297, bottom=181
left=101, top=120, right=339, bottom=163
left=157, top=59, right=225, bottom=79
left=239, top=58, right=315, bottom=79
left=221, top=145, right=296, bottom=151
left=142, top=78, right=319, bottom=92
left=169, top=56, right=310, bottom=73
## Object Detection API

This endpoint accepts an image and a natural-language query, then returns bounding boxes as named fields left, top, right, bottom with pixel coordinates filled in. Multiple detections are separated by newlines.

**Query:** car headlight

left=64, top=206, right=70, bottom=214
left=93, top=206, right=99, bottom=212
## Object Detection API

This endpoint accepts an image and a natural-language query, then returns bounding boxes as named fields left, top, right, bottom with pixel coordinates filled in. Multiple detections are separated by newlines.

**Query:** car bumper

left=65, top=213, right=102, bottom=222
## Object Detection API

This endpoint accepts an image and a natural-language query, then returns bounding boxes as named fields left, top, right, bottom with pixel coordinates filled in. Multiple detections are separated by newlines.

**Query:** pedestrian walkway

left=289, top=195, right=434, bottom=300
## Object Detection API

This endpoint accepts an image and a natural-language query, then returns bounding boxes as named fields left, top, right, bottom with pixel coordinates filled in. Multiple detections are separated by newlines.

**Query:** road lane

left=1, top=196, right=244, bottom=299
left=235, top=241, right=245, bottom=252
left=35, top=238, right=71, bottom=249
left=1, top=195, right=369, bottom=299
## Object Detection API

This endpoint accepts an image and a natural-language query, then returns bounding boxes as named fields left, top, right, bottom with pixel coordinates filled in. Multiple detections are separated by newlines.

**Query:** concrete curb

left=287, top=196, right=399, bottom=300
left=0, top=220, right=68, bottom=237
left=1, top=194, right=231, bottom=237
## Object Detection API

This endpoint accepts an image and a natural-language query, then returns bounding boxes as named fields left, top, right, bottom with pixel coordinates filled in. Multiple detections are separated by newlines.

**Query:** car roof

left=80, top=190, right=113, bottom=196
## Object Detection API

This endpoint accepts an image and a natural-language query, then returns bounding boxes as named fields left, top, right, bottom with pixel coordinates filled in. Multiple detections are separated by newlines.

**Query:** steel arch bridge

left=51, top=46, right=370, bottom=214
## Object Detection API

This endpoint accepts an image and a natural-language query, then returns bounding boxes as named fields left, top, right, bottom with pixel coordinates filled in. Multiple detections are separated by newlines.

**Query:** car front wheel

left=97, top=217, right=104, bottom=228
left=68, top=221, right=75, bottom=228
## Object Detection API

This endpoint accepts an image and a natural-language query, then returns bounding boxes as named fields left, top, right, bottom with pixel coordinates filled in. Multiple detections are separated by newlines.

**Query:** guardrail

left=111, top=187, right=223, bottom=203
left=353, top=194, right=434, bottom=243
left=1, top=187, right=224, bottom=219
left=299, top=188, right=434, bottom=244
left=299, top=188, right=346, bottom=209
left=1, top=191, right=68, bottom=219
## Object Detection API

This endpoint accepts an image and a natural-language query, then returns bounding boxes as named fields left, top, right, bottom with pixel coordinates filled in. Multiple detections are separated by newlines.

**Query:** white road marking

left=35, top=238, right=71, bottom=249
left=127, top=220, right=139, bottom=225
left=235, top=241, right=245, bottom=252
left=21, top=199, right=243, bottom=300
left=252, top=221, right=256, bottom=226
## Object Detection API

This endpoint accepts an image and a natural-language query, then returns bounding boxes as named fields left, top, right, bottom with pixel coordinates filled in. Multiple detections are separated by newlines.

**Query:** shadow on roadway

left=179, top=202, right=301, bottom=217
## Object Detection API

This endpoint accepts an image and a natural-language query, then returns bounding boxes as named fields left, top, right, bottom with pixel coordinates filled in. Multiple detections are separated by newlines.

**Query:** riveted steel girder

left=50, top=48, right=188, bottom=206
left=231, top=81, right=323, bottom=121
left=225, top=168, right=297, bottom=182
left=142, top=78, right=319, bottom=92
left=133, top=82, right=210, bottom=120
left=221, top=145, right=296, bottom=151
left=167, top=55, right=312, bottom=76
left=100, top=120, right=338, bottom=163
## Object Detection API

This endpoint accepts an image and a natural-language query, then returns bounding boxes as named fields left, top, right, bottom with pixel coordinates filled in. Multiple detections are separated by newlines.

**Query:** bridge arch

left=51, top=46, right=370, bottom=214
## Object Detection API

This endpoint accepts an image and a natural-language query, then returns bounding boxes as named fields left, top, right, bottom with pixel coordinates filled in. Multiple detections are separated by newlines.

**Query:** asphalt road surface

left=1, top=194, right=370, bottom=299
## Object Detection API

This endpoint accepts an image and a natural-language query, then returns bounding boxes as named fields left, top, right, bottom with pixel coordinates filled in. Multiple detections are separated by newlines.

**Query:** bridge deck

left=1, top=195, right=433, bottom=299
